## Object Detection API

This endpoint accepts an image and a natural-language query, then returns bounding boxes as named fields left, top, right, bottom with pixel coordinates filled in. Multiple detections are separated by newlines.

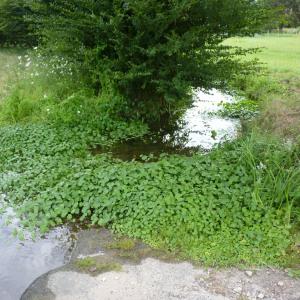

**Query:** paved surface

left=21, top=257, right=300, bottom=300
left=21, top=229, right=300, bottom=300
left=47, top=258, right=229, bottom=300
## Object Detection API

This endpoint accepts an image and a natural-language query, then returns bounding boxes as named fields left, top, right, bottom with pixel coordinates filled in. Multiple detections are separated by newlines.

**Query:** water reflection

left=0, top=194, right=73, bottom=300
left=93, top=89, right=241, bottom=161
left=181, top=89, right=240, bottom=149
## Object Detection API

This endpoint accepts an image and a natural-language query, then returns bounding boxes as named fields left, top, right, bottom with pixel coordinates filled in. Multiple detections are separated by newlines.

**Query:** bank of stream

left=0, top=89, right=241, bottom=300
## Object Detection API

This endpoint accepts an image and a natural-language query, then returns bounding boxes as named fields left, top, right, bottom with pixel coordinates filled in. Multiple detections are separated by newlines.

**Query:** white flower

left=18, top=56, right=22, bottom=60
left=33, top=46, right=38, bottom=50
left=25, top=61, right=31, bottom=68
left=46, top=108, right=50, bottom=112
left=44, top=94, right=48, bottom=99
left=77, top=111, right=81, bottom=114
left=257, top=162, right=266, bottom=170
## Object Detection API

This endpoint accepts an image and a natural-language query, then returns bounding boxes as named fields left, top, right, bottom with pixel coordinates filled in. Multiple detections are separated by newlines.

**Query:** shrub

left=0, top=0, right=36, bottom=46
left=32, top=0, right=269, bottom=129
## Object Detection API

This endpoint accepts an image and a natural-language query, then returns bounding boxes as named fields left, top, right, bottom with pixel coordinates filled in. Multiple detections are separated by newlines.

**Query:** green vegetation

left=227, top=34, right=300, bottom=78
left=218, top=100, right=259, bottom=119
left=0, top=0, right=36, bottom=46
left=227, top=34, right=300, bottom=138
left=105, top=239, right=136, bottom=251
left=0, top=119, right=298, bottom=266
left=30, top=0, right=268, bottom=129
left=0, top=5, right=299, bottom=269
left=261, top=0, right=300, bottom=28
left=75, top=257, right=122, bottom=274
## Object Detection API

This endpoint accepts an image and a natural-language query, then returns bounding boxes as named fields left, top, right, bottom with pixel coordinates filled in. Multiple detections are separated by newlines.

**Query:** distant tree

left=262, top=0, right=300, bottom=28
left=33, top=0, right=269, bottom=129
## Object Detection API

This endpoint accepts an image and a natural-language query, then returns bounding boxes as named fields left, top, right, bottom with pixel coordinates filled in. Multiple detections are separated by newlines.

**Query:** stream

left=0, top=89, right=240, bottom=300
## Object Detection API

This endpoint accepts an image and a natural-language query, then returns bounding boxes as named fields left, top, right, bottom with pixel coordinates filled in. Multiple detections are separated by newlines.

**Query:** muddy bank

left=22, top=229, right=300, bottom=300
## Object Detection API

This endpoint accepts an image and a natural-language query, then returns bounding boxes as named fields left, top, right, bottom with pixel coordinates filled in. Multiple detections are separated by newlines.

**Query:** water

left=0, top=89, right=240, bottom=300
left=181, top=88, right=240, bottom=149
left=93, top=89, right=241, bottom=160
left=0, top=194, right=73, bottom=300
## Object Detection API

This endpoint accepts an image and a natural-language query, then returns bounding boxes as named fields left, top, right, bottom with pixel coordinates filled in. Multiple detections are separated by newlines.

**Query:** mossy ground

left=74, top=257, right=122, bottom=276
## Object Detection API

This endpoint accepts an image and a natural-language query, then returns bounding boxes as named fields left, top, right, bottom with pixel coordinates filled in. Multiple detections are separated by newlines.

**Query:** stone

left=245, top=271, right=253, bottom=277
left=277, top=281, right=284, bottom=287
left=233, top=287, right=242, bottom=294
left=257, top=293, right=265, bottom=299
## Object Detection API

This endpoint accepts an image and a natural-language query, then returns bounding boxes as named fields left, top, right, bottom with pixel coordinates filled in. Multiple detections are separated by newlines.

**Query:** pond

left=0, top=89, right=240, bottom=300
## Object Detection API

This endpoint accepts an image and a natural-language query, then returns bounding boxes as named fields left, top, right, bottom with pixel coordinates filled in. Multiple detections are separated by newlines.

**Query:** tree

left=262, top=0, right=300, bottom=28
left=0, top=0, right=36, bottom=46
left=34, top=0, right=268, bottom=129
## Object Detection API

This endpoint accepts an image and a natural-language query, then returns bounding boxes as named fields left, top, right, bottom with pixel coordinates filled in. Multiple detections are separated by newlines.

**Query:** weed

left=75, top=257, right=122, bottom=274
left=0, top=122, right=298, bottom=266
left=218, top=100, right=259, bottom=119
left=105, top=239, right=136, bottom=251
left=287, top=268, right=300, bottom=279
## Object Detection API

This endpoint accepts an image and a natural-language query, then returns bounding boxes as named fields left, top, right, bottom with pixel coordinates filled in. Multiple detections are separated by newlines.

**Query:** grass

left=0, top=49, right=21, bottom=100
left=226, top=34, right=300, bottom=139
left=105, top=239, right=136, bottom=251
left=226, top=34, right=300, bottom=78
left=75, top=257, right=122, bottom=275
left=0, top=34, right=299, bottom=268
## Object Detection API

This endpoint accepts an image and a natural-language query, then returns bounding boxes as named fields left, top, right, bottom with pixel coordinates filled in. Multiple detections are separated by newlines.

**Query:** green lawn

left=226, top=34, right=300, bottom=78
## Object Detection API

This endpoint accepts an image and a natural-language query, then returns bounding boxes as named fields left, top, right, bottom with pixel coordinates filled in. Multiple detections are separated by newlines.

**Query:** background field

left=227, top=34, right=300, bottom=79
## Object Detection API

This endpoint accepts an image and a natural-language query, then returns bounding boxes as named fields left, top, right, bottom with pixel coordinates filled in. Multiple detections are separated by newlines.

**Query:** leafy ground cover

left=0, top=121, right=299, bottom=266
left=0, top=34, right=299, bottom=268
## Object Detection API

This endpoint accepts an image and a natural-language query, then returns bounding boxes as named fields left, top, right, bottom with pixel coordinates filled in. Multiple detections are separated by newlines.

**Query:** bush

left=32, top=0, right=269, bottom=129
left=0, top=0, right=36, bottom=46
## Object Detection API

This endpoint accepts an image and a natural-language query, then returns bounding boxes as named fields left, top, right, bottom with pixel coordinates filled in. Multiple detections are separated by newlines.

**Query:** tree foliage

left=0, top=0, right=36, bottom=46
left=262, top=0, right=300, bottom=28
left=33, top=0, right=268, bottom=128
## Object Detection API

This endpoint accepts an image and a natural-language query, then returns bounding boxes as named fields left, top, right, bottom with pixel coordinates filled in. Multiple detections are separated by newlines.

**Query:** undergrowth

left=0, top=121, right=299, bottom=267
left=0, top=43, right=299, bottom=268
left=218, top=99, right=259, bottom=119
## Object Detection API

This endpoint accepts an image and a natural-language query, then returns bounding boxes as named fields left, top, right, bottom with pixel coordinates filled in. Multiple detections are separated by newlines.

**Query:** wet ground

left=0, top=195, right=74, bottom=300
left=21, top=229, right=300, bottom=300
left=0, top=89, right=241, bottom=300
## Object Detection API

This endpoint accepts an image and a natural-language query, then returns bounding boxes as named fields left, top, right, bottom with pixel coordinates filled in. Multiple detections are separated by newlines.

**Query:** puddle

left=93, top=89, right=241, bottom=161
left=181, top=89, right=241, bottom=149
left=0, top=89, right=241, bottom=299
left=93, top=140, right=197, bottom=162
left=0, top=193, right=74, bottom=300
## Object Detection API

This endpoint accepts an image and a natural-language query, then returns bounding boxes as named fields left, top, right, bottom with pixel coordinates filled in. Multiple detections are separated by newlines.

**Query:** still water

left=0, top=195, right=73, bottom=300
left=0, top=89, right=240, bottom=300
